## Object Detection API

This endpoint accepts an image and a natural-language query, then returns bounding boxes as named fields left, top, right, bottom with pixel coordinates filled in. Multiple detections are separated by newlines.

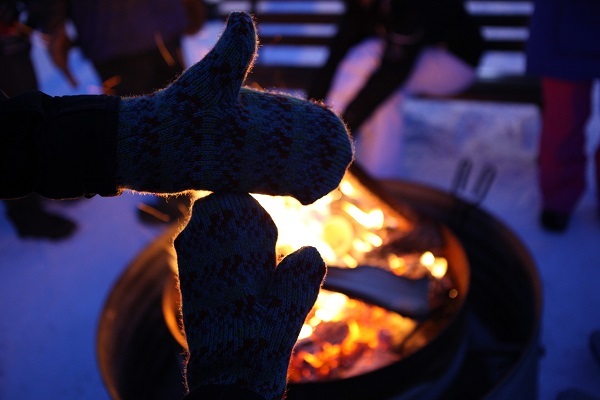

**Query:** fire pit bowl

left=96, top=177, right=541, bottom=400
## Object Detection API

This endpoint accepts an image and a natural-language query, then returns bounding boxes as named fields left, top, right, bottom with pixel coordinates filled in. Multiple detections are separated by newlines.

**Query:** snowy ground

left=2, top=22, right=600, bottom=400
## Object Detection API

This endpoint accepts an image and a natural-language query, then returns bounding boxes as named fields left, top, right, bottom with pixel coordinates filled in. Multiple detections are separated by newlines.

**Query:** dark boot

left=540, top=210, right=570, bottom=233
left=4, top=195, right=77, bottom=240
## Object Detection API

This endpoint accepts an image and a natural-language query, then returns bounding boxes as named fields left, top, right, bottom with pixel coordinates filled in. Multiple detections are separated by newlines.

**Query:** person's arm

left=0, top=13, right=353, bottom=204
left=340, top=40, right=422, bottom=134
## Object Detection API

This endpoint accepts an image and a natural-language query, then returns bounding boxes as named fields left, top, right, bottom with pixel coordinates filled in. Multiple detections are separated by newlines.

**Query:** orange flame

left=178, top=173, right=454, bottom=382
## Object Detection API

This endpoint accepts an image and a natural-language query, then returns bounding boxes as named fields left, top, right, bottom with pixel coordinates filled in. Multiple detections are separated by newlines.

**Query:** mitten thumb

left=171, top=11, right=257, bottom=104
left=270, top=246, right=326, bottom=331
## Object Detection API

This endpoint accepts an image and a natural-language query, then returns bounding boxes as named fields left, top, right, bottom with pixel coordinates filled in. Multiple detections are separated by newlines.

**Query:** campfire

left=163, top=166, right=467, bottom=383
left=97, top=165, right=541, bottom=400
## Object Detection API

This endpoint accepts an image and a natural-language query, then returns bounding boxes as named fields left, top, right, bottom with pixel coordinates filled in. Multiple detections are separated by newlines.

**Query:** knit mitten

left=174, top=193, right=326, bottom=400
left=117, top=12, right=353, bottom=205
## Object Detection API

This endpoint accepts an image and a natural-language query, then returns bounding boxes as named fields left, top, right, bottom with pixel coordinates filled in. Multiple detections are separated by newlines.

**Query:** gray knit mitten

left=174, top=193, right=325, bottom=399
left=117, top=12, right=353, bottom=205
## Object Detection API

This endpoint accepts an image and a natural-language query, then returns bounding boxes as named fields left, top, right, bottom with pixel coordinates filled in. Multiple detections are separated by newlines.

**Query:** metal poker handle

left=450, top=158, right=497, bottom=226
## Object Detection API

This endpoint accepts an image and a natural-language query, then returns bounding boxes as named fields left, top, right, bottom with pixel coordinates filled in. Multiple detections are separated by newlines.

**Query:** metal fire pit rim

left=380, top=179, right=543, bottom=399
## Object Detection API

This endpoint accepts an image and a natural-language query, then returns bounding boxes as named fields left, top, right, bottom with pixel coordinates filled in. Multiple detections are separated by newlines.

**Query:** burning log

left=288, top=289, right=418, bottom=382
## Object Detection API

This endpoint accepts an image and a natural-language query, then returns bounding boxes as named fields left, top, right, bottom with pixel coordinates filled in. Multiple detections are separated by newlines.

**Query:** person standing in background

left=45, top=0, right=207, bottom=224
left=0, top=0, right=77, bottom=240
left=526, top=0, right=600, bottom=233
left=308, top=0, right=483, bottom=179
left=528, top=2, right=600, bottom=397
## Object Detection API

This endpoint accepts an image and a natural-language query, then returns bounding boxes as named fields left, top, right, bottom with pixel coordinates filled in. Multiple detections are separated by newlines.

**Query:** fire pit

left=96, top=165, right=541, bottom=400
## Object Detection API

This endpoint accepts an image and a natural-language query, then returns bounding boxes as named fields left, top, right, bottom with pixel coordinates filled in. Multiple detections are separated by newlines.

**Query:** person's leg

left=324, top=38, right=405, bottom=177
left=538, top=77, right=592, bottom=231
left=325, top=37, right=385, bottom=115
left=325, top=38, right=408, bottom=178
left=328, top=44, right=476, bottom=178
left=353, top=91, right=406, bottom=178
left=402, top=46, right=477, bottom=97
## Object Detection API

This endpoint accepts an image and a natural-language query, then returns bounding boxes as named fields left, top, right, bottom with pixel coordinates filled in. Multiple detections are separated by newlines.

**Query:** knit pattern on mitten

left=117, top=11, right=353, bottom=205
left=174, top=193, right=326, bottom=400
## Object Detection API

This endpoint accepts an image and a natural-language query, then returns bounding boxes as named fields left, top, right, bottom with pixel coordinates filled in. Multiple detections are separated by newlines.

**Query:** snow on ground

left=1, top=23, right=600, bottom=400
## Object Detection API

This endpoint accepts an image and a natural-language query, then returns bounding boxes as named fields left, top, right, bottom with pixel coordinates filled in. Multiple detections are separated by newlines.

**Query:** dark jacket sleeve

left=0, top=91, right=121, bottom=199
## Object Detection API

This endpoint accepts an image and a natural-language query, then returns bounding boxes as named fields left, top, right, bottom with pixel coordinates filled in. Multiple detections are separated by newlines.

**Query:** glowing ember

left=420, top=251, right=449, bottom=279
left=289, top=290, right=417, bottom=382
